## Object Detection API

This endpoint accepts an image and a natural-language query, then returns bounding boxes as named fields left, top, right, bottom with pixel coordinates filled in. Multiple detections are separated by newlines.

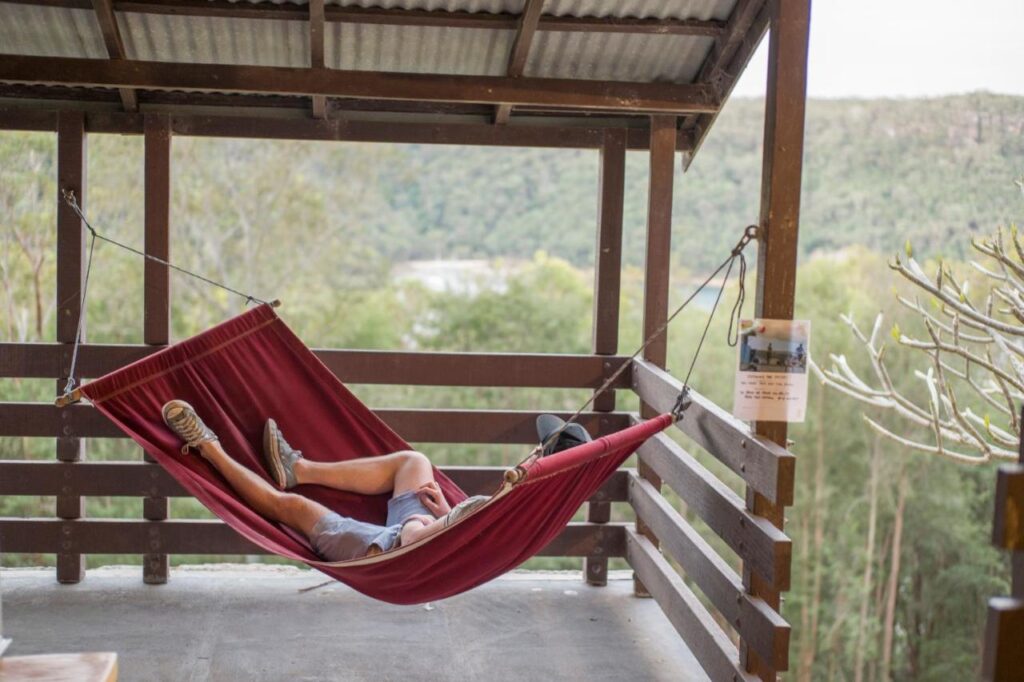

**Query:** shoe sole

left=262, top=420, right=287, bottom=489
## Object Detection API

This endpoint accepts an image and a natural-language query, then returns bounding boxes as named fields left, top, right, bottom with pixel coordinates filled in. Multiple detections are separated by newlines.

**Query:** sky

left=731, top=0, right=1024, bottom=99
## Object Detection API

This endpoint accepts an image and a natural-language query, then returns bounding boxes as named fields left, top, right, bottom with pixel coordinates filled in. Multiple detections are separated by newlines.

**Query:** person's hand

left=416, top=481, right=451, bottom=517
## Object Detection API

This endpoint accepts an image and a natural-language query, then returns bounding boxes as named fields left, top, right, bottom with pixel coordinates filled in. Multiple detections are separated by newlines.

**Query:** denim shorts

left=308, top=490, right=433, bottom=562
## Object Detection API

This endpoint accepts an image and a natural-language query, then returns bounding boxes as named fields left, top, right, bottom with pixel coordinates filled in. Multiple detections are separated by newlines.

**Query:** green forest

left=2, top=92, right=1023, bottom=681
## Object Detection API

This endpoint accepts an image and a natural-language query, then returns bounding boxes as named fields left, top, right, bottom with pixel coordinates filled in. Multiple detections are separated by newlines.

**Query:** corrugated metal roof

left=542, top=0, right=732, bottom=21
left=119, top=13, right=309, bottom=67
left=1, top=0, right=737, bottom=80
left=329, top=23, right=513, bottom=75
left=0, top=3, right=106, bottom=59
left=527, top=31, right=714, bottom=82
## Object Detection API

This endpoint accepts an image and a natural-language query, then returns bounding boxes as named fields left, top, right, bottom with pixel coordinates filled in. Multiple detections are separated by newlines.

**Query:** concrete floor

left=1, top=565, right=709, bottom=682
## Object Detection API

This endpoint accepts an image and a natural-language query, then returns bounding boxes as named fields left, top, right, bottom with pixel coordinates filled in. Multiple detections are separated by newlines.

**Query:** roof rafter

left=0, top=54, right=721, bottom=114
left=683, top=0, right=770, bottom=168
left=3, top=0, right=726, bottom=36
left=89, top=0, right=137, bottom=111
left=495, top=0, right=544, bottom=125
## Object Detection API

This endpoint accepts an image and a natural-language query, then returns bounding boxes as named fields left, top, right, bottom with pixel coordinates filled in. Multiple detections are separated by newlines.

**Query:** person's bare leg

left=197, top=440, right=329, bottom=537
left=291, top=450, right=435, bottom=496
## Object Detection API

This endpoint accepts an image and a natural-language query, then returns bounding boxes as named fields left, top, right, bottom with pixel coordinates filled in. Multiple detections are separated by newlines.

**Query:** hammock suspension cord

left=59, top=190, right=273, bottom=397
left=55, top=189, right=757, bottom=426
left=533, top=224, right=756, bottom=459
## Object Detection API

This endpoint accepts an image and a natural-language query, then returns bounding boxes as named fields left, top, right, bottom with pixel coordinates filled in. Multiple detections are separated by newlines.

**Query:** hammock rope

left=55, top=190, right=757, bottom=433
left=58, top=190, right=274, bottom=399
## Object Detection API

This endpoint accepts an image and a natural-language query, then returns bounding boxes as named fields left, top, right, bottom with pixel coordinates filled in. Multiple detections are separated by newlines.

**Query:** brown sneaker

left=263, top=419, right=303, bottom=490
left=162, top=400, right=218, bottom=454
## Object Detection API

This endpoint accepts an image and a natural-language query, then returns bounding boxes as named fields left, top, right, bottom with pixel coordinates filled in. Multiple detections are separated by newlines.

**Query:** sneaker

left=263, top=418, right=303, bottom=490
left=443, top=495, right=489, bottom=527
left=162, top=400, right=218, bottom=454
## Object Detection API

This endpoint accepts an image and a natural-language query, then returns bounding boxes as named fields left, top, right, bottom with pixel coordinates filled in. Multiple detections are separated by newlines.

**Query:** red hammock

left=79, top=304, right=672, bottom=604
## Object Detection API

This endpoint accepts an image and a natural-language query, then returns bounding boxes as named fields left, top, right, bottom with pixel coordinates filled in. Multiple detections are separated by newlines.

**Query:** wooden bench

left=0, top=652, right=117, bottom=682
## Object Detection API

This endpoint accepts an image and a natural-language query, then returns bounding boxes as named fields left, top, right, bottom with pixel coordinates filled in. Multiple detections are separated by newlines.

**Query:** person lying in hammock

left=161, top=399, right=488, bottom=562
left=161, top=401, right=593, bottom=563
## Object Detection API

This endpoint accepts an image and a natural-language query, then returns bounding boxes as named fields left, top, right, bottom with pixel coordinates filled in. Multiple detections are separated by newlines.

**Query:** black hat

left=536, top=414, right=593, bottom=456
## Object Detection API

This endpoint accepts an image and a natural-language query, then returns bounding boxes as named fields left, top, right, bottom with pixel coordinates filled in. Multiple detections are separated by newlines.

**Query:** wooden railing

left=982, top=441, right=1023, bottom=681
left=0, top=348, right=795, bottom=681
left=628, top=359, right=793, bottom=680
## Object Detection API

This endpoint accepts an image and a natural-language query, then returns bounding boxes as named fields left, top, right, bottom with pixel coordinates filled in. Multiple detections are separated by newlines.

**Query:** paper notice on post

left=733, top=319, right=810, bottom=422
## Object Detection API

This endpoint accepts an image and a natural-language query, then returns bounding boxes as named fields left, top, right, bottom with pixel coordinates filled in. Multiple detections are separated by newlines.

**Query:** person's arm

left=400, top=514, right=447, bottom=546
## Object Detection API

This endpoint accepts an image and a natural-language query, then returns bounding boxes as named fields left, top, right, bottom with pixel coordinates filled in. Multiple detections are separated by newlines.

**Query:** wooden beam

left=992, top=464, right=1024, bottom=551
left=629, top=475, right=790, bottom=671
left=55, top=111, right=87, bottom=585
left=309, top=0, right=326, bottom=119
left=982, top=598, right=1024, bottom=682
left=0, top=105, right=695, bottom=152
left=0, top=54, right=720, bottom=114
left=625, top=529, right=756, bottom=682
left=634, top=113, right=677, bottom=595
left=494, top=0, right=544, bottom=125
left=142, top=113, right=171, bottom=584
left=0, top=402, right=632, bottom=444
left=641, top=115, right=676, bottom=369
left=89, top=0, right=137, bottom=111
left=584, top=128, right=626, bottom=586
left=0, top=461, right=631, bottom=502
left=2, top=0, right=725, bottom=35
left=684, top=2, right=770, bottom=168
left=745, top=1, right=811, bottom=678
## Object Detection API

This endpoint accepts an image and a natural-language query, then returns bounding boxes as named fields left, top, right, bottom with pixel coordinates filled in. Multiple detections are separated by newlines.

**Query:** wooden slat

left=0, top=461, right=631, bottom=502
left=629, top=474, right=789, bottom=670
left=55, top=110, right=87, bottom=585
left=632, top=358, right=796, bottom=506
left=982, top=597, right=1024, bottom=682
left=0, top=343, right=631, bottom=388
left=0, top=518, right=626, bottom=558
left=0, top=54, right=720, bottom=114
left=2, top=0, right=725, bottom=35
left=993, top=464, right=1024, bottom=550
left=637, top=430, right=791, bottom=589
left=494, top=0, right=545, bottom=125
left=625, top=528, right=756, bottom=682
left=0, top=403, right=631, bottom=444
left=89, top=0, right=137, bottom=111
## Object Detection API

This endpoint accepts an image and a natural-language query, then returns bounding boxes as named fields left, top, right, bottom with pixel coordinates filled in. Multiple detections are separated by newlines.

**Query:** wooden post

left=636, top=114, right=677, bottom=596
left=982, top=414, right=1024, bottom=681
left=55, top=111, right=87, bottom=584
left=745, top=0, right=811, bottom=678
left=142, top=114, right=172, bottom=584
left=586, top=128, right=626, bottom=586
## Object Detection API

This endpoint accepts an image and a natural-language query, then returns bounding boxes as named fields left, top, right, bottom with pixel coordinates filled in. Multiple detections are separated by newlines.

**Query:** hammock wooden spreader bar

left=75, top=304, right=672, bottom=604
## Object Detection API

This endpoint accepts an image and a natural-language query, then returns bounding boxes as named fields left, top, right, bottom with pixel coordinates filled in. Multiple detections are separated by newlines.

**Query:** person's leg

left=292, top=450, right=434, bottom=496
left=197, top=440, right=330, bottom=537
